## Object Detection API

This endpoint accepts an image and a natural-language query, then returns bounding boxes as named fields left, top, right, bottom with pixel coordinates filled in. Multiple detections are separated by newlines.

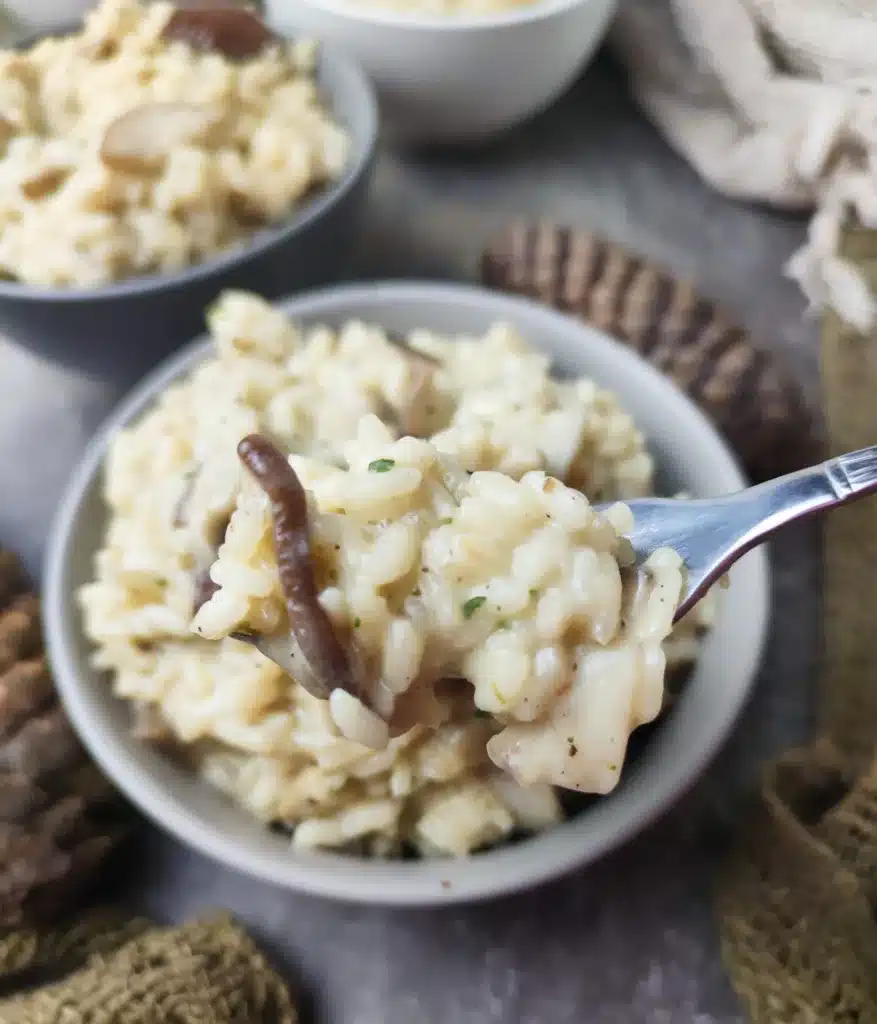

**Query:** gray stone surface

left=0, top=56, right=820, bottom=1023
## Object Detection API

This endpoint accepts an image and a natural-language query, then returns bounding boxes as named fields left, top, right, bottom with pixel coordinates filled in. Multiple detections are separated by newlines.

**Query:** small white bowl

left=265, top=0, right=617, bottom=145
left=44, top=281, right=769, bottom=906
left=1, top=0, right=96, bottom=34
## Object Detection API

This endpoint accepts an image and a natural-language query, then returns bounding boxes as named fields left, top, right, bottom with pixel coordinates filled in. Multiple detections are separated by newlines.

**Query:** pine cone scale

left=0, top=710, right=83, bottom=777
left=0, top=773, right=49, bottom=820
left=0, top=547, right=128, bottom=926
left=0, top=595, right=43, bottom=674
left=0, top=659, right=55, bottom=735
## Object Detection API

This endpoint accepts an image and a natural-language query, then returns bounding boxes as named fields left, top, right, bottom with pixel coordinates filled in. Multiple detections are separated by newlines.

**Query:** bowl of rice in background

left=265, top=0, right=616, bottom=145
left=0, top=0, right=378, bottom=381
left=44, top=281, right=770, bottom=905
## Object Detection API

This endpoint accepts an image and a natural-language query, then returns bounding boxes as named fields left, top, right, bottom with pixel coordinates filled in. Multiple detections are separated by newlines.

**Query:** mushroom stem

left=237, top=434, right=366, bottom=705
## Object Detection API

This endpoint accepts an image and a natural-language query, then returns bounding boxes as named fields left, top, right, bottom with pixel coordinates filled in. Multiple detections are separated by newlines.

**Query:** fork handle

left=730, top=444, right=877, bottom=556
left=824, top=445, right=877, bottom=503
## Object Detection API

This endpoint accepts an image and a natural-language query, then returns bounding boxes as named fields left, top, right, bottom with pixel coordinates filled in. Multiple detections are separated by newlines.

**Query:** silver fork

left=604, top=444, right=877, bottom=622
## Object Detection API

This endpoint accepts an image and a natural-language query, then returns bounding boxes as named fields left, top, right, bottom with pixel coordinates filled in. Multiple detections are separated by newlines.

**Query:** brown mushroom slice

left=20, top=165, right=71, bottom=201
left=228, top=188, right=268, bottom=228
left=193, top=566, right=220, bottom=615
left=100, top=102, right=224, bottom=175
left=388, top=676, right=446, bottom=737
left=162, top=6, right=274, bottom=60
left=237, top=434, right=368, bottom=706
left=0, top=115, right=16, bottom=151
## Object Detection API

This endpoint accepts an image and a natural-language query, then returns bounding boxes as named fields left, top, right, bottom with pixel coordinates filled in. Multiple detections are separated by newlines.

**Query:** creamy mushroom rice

left=0, top=0, right=347, bottom=287
left=79, top=292, right=715, bottom=857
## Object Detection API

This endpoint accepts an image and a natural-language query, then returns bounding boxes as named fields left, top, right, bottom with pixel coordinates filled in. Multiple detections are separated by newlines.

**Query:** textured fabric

left=0, top=550, right=298, bottom=1022
left=718, top=225, right=877, bottom=1023
left=612, top=0, right=877, bottom=330
left=0, top=549, right=128, bottom=929
left=0, top=912, right=299, bottom=1022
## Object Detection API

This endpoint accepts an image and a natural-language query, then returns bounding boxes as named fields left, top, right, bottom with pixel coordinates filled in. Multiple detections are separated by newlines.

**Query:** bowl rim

left=285, top=0, right=611, bottom=33
left=44, top=280, right=770, bottom=906
left=0, top=33, right=379, bottom=304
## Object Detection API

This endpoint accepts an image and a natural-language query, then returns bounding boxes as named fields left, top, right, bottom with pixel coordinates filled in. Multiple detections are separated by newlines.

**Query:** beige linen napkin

left=612, top=1, right=877, bottom=331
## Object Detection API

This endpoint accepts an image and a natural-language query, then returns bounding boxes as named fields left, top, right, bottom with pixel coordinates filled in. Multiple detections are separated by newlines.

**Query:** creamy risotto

left=0, top=0, right=348, bottom=288
left=80, top=292, right=713, bottom=857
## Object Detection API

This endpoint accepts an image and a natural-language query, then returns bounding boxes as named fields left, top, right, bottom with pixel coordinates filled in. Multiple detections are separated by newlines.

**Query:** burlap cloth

left=717, top=225, right=877, bottom=1023
left=0, top=913, right=298, bottom=1022
left=0, top=222, right=865, bottom=1022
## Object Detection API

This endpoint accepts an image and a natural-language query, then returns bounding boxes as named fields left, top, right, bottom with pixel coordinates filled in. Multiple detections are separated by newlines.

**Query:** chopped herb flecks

left=368, top=458, right=395, bottom=473
left=462, top=595, right=487, bottom=619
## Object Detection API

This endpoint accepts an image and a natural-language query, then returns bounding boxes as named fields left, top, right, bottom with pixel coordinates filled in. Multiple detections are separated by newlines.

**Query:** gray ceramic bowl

left=44, top=282, right=770, bottom=906
left=0, top=29, right=378, bottom=383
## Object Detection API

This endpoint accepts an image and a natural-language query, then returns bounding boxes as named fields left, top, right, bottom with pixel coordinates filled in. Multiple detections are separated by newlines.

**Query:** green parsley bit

left=440, top=517, right=453, bottom=526
left=353, top=617, right=361, bottom=628
left=462, top=595, right=487, bottom=619
left=529, top=588, right=539, bottom=600
left=368, top=458, right=395, bottom=473
left=496, top=619, right=509, bottom=631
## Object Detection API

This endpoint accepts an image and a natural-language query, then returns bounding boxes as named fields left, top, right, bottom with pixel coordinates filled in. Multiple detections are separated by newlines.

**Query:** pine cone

left=481, top=222, right=818, bottom=482
left=0, top=549, right=128, bottom=927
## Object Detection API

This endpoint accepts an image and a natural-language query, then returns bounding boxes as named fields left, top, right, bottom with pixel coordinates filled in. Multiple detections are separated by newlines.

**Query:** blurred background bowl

left=265, top=0, right=617, bottom=146
left=0, top=0, right=95, bottom=34
left=0, top=27, right=378, bottom=384
left=44, top=281, right=770, bottom=906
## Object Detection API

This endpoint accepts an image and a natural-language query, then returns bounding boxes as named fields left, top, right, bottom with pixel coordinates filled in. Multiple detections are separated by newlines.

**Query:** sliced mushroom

left=21, top=165, right=71, bottom=201
left=398, top=353, right=438, bottom=438
left=162, top=6, right=274, bottom=60
left=172, top=468, right=198, bottom=530
left=193, top=566, right=220, bottom=615
left=388, top=676, right=446, bottom=737
left=0, top=115, right=16, bottom=151
left=131, top=701, right=174, bottom=744
left=228, top=188, right=267, bottom=227
left=191, top=511, right=232, bottom=616
left=237, top=434, right=366, bottom=705
left=100, top=102, right=224, bottom=175
left=384, top=333, right=443, bottom=437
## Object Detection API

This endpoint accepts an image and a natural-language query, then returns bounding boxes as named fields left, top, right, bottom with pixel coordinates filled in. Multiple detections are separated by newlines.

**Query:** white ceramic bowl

left=44, top=281, right=769, bottom=906
left=0, top=0, right=95, bottom=34
left=265, top=0, right=617, bottom=145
